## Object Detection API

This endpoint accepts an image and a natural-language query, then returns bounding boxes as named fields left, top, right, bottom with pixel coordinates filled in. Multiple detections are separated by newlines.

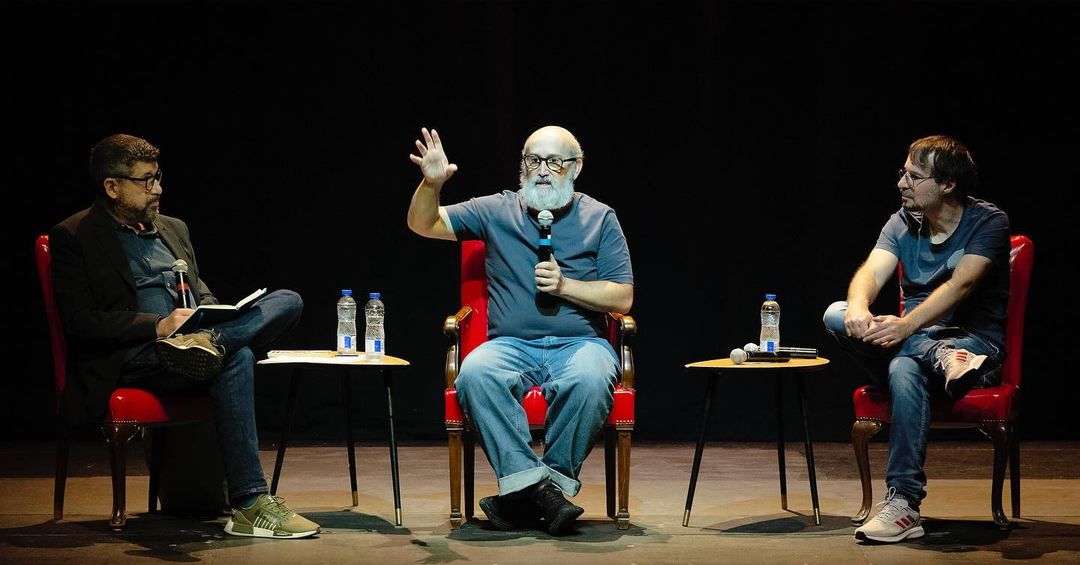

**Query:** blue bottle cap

left=342, top=289, right=352, bottom=296
left=369, top=292, right=381, bottom=299
left=765, top=293, right=777, bottom=300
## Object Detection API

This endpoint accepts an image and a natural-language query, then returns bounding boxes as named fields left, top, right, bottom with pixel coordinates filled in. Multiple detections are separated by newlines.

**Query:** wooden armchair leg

left=616, top=429, right=631, bottom=529
left=105, top=422, right=139, bottom=530
left=979, top=421, right=1011, bottom=527
left=1009, top=423, right=1020, bottom=519
left=464, top=429, right=475, bottom=521
left=53, top=429, right=69, bottom=521
left=448, top=429, right=463, bottom=528
left=604, top=427, right=616, bottom=519
left=852, top=419, right=883, bottom=524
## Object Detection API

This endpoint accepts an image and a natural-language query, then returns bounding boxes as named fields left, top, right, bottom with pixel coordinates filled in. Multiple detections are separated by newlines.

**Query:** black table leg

left=776, top=374, right=788, bottom=511
left=383, top=369, right=402, bottom=525
left=271, top=368, right=301, bottom=495
left=343, top=368, right=358, bottom=507
left=683, top=373, right=718, bottom=527
left=796, top=373, right=821, bottom=525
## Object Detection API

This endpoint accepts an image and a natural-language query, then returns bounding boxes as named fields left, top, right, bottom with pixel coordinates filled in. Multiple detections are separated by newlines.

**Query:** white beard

left=519, top=174, right=575, bottom=211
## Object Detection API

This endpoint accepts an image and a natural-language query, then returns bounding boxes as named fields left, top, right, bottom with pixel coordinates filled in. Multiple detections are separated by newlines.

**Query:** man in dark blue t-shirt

left=407, top=126, right=633, bottom=535
left=823, top=135, right=1010, bottom=544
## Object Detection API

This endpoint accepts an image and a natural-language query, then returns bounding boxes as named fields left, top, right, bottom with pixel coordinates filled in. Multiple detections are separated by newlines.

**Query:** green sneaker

left=224, top=494, right=320, bottom=539
left=156, top=330, right=224, bottom=381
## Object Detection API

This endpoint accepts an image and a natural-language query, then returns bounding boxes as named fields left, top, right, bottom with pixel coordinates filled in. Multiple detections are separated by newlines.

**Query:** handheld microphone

left=536, top=210, right=556, bottom=311
left=537, top=209, right=554, bottom=262
left=171, top=259, right=194, bottom=308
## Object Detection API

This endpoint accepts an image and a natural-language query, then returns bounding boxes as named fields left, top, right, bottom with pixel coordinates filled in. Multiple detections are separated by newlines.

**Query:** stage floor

left=2, top=440, right=1078, bottom=564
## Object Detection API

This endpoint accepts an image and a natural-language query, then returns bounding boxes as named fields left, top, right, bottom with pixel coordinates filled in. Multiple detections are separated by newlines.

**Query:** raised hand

left=409, top=127, right=458, bottom=186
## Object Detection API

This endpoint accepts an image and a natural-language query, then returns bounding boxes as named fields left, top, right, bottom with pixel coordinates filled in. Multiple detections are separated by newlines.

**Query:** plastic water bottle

left=365, top=292, right=385, bottom=360
left=759, top=293, right=780, bottom=353
left=336, top=290, right=358, bottom=355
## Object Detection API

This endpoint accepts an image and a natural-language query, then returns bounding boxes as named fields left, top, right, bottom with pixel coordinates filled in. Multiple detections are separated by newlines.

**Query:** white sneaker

left=855, top=488, right=925, bottom=543
left=935, top=347, right=988, bottom=398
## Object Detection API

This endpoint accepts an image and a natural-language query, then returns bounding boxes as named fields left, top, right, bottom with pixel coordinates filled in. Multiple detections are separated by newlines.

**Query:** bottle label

left=344, top=335, right=353, bottom=350
left=366, top=339, right=383, bottom=354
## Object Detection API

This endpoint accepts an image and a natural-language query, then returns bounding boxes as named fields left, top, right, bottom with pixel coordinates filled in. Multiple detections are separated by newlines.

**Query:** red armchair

left=36, top=234, right=212, bottom=529
left=851, top=235, right=1034, bottom=527
left=443, top=240, right=636, bottom=529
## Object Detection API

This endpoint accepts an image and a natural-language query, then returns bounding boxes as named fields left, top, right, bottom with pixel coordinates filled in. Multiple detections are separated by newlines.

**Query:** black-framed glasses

left=522, top=154, right=580, bottom=173
left=898, top=168, right=933, bottom=188
left=114, top=169, right=163, bottom=192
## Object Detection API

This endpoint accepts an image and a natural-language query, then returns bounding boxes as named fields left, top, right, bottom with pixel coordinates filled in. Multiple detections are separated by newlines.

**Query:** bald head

left=522, top=126, right=584, bottom=160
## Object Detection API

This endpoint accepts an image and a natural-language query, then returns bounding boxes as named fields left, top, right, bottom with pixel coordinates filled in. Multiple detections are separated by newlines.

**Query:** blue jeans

left=121, top=289, right=303, bottom=505
left=455, top=336, right=619, bottom=497
left=823, top=301, right=1003, bottom=509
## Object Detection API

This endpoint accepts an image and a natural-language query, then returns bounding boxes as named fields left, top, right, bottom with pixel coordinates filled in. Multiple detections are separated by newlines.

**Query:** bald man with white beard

left=407, top=126, right=634, bottom=535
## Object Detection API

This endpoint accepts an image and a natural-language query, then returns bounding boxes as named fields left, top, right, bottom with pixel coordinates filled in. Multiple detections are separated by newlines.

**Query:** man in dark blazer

left=50, top=133, right=319, bottom=539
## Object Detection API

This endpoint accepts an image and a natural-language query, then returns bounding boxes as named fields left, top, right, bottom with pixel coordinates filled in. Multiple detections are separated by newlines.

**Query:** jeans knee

left=823, top=301, right=847, bottom=332
left=455, top=362, right=514, bottom=401
left=276, top=289, right=304, bottom=318
left=556, top=371, right=615, bottom=406
left=224, top=347, right=255, bottom=372
left=888, top=356, right=925, bottom=395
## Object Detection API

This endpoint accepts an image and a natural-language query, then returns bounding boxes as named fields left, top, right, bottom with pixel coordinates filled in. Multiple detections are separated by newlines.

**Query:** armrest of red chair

left=443, top=306, right=473, bottom=389
left=609, top=313, right=636, bottom=389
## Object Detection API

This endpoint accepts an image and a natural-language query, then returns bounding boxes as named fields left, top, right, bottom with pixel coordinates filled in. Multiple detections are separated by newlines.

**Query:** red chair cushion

left=108, top=388, right=213, bottom=423
left=853, top=383, right=1019, bottom=424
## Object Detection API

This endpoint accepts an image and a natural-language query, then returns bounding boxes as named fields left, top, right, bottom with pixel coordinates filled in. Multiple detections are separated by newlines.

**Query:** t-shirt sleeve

left=597, top=210, right=634, bottom=284
left=965, top=208, right=1010, bottom=260
left=443, top=195, right=495, bottom=241
left=874, top=211, right=906, bottom=257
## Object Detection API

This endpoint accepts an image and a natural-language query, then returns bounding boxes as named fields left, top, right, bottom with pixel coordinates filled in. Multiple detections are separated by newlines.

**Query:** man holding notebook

left=49, top=133, right=320, bottom=539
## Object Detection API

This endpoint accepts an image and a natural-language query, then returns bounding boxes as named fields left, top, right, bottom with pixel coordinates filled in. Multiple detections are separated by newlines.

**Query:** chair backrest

left=898, top=234, right=1034, bottom=388
left=1002, top=235, right=1034, bottom=388
left=460, top=239, right=620, bottom=358
left=35, top=234, right=68, bottom=402
left=460, top=240, right=489, bottom=359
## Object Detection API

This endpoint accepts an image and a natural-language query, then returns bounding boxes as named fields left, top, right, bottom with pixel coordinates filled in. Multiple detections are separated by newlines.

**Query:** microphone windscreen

left=538, top=209, right=553, bottom=227
left=172, top=259, right=189, bottom=273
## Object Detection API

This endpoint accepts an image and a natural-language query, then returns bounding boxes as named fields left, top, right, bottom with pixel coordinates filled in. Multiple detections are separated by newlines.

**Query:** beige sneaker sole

left=224, top=517, right=319, bottom=539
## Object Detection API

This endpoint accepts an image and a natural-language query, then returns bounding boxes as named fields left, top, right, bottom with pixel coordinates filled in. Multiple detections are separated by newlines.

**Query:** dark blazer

left=49, top=199, right=217, bottom=424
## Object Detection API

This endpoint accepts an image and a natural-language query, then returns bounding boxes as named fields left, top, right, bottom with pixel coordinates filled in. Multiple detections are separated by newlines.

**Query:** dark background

left=7, top=1, right=1077, bottom=443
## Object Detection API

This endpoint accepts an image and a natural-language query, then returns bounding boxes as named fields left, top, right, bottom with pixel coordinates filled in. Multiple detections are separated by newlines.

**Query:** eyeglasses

left=898, top=168, right=933, bottom=189
left=522, top=154, right=580, bottom=173
left=114, top=169, right=163, bottom=192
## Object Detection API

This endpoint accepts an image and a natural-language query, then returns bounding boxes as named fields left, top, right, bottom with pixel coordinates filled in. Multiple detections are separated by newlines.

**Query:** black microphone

left=171, top=259, right=194, bottom=308
left=536, top=210, right=556, bottom=311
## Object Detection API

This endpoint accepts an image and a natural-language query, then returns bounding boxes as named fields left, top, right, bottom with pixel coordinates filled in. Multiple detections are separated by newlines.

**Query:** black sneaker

left=479, top=494, right=540, bottom=531
left=530, top=480, right=583, bottom=536
left=156, top=329, right=224, bottom=380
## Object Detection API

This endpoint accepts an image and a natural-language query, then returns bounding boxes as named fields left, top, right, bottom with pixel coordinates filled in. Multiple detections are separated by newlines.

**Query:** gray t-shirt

left=875, top=197, right=1010, bottom=346
left=444, top=190, right=633, bottom=340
